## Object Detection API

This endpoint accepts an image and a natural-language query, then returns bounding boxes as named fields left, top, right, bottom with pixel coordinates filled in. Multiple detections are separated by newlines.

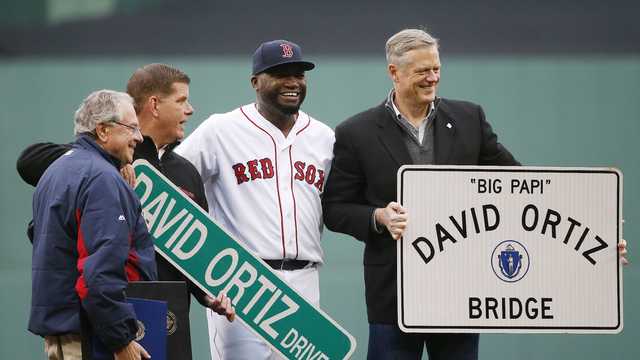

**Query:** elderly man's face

left=389, top=46, right=441, bottom=107
left=101, top=104, right=143, bottom=164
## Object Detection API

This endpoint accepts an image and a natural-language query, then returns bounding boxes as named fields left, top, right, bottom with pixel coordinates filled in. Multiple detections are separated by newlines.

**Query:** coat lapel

left=375, top=104, right=413, bottom=166
left=433, top=104, right=457, bottom=164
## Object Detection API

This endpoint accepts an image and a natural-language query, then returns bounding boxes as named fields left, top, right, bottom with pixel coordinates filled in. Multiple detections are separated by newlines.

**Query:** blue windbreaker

left=29, top=135, right=157, bottom=351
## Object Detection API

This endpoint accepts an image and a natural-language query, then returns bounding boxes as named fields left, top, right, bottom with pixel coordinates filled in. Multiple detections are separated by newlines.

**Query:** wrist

left=115, top=341, right=133, bottom=354
left=373, top=208, right=381, bottom=224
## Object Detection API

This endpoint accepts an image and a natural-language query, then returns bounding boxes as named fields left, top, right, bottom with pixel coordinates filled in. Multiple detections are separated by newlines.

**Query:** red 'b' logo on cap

left=280, top=43, right=294, bottom=58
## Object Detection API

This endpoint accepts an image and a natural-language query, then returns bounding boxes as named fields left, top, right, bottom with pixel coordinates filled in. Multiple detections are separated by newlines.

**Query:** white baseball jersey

left=175, top=103, right=334, bottom=264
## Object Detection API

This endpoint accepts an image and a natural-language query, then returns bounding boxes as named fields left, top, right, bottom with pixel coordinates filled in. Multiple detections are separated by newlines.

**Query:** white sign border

left=396, top=165, right=623, bottom=334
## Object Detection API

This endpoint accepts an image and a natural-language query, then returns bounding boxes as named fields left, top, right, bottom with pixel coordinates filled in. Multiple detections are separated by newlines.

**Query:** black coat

left=17, top=136, right=211, bottom=306
left=322, top=98, right=520, bottom=324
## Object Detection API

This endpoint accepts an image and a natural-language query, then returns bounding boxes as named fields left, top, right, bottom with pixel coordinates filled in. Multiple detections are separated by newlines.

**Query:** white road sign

left=397, top=166, right=623, bottom=333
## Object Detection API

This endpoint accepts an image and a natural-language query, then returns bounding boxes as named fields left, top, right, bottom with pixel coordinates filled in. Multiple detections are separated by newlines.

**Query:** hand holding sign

left=204, top=293, right=236, bottom=322
left=375, top=202, right=408, bottom=240
left=619, top=239, right=628, bottom=265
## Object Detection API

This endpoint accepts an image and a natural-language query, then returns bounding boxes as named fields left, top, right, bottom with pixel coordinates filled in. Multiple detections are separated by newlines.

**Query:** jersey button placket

left=275, top=142, right=292, bottom=258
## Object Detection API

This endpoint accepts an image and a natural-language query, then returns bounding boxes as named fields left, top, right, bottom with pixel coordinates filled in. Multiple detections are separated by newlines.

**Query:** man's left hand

left=619, top=239, right=629, bottom=265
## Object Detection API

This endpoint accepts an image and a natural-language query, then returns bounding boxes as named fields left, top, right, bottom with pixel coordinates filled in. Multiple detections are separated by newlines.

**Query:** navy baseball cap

left=252, top=40, right=315, bottom=75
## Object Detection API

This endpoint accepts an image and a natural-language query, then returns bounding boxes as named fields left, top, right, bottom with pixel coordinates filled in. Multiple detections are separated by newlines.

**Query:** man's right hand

left=204, top=292, right=236, bottom=322
left=120, top=164, right=136, bottom=187
left=114, top=340, right=150, bottom=360
left=374, top=202, right=408, bottom=240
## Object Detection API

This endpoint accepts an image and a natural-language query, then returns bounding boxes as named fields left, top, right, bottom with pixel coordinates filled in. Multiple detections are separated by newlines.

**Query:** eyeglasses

left=112, top=121, right=142, bottom=136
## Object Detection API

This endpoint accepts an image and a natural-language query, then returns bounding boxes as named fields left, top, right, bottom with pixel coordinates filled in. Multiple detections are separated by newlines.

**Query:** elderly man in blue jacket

left=30, top=89, right=157, bottom=360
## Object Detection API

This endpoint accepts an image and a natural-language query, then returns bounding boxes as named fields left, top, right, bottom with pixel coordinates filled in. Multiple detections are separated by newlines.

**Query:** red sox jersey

left=175, top=103, right=335, bottom=264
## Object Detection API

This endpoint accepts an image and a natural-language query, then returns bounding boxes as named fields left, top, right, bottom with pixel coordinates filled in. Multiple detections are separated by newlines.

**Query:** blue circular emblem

left=491, top=240, right=530, bottom=283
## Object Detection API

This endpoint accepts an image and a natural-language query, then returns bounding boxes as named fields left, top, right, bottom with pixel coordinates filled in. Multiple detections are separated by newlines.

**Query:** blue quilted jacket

left=29, top=135, right=157, bottom=351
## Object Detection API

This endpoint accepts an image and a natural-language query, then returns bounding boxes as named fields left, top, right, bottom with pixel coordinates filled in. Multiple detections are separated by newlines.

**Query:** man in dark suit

left=321, top=28, right=520, bottom=360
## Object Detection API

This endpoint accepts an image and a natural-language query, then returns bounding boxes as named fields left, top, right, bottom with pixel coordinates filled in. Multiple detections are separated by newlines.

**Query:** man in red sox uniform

left=176, top=40, right=334, bottom=359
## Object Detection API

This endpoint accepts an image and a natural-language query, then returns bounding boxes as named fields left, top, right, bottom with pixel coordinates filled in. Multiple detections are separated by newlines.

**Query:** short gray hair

left=74, top=89, right=134, bottom=135
left=385, top=29, right=439, bottom=65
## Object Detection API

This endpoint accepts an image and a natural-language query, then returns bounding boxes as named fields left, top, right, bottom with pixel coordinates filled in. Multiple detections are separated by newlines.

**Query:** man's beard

left=265, top=89, right=306, bottom=115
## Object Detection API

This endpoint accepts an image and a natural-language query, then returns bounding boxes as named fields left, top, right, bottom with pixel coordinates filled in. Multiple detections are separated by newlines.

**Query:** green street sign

left=133, top=159, right=356, bottom=359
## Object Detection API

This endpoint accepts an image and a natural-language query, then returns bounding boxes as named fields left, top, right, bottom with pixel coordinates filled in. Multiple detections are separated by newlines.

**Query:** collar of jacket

left=374, top=97, right=457, bottom=165
left=134, top=135, right=181, bottom=163
left=75, top=134, right=123, bottom=169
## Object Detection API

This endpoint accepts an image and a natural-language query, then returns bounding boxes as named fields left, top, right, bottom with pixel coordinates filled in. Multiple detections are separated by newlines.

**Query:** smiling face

left=154, top=82, right=193, bottom=143
left=389, top=45, right=441, bottom=108
left=252, top=63, right=307, bottom=115
left=97, top=103, right=143, bottom=164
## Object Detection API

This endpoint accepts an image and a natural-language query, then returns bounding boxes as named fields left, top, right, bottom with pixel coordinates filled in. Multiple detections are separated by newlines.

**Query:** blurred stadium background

left=1, top=0, right=639, bottom=359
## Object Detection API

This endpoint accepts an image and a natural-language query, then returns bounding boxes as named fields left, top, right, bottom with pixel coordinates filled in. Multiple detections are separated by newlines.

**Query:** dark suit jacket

left=322, top=97, right=520, bottom=324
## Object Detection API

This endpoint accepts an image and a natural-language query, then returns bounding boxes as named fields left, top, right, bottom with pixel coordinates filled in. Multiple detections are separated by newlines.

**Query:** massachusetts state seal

left=491, top=240, right=530, bottom=283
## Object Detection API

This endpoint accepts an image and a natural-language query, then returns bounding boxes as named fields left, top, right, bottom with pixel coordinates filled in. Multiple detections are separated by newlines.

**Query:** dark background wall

left=1, top=1, right=639, bottom=359
left=2, top=0, right=640, bottom=55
